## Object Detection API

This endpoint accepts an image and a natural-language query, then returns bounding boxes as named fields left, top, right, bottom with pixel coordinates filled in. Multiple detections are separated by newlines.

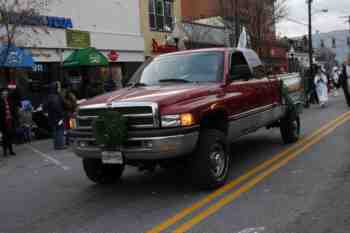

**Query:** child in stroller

left=18, top=100, right=35, bottom=142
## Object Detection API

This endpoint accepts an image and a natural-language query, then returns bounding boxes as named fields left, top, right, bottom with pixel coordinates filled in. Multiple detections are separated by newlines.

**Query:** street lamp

left=307, top=0, right=313, bottom=73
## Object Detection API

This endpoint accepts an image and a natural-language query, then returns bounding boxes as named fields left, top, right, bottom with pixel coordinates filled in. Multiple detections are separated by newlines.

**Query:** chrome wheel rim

left=292, top=119, right=299, bottom=138
left=210, top=145, right=226, bottom=178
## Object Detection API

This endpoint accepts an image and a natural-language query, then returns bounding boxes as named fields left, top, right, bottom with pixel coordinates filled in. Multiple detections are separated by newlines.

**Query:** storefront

left=7, top=0, right=144, bottom=104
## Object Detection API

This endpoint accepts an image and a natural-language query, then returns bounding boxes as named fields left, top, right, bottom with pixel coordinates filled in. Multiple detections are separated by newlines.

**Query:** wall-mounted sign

left=8, top=13, right=73, bottom=29
left=32, top=63, right=49, bottom=73
left=108, top=51, right=119, bottom=61
left=66, top=30, right=91, bottom=48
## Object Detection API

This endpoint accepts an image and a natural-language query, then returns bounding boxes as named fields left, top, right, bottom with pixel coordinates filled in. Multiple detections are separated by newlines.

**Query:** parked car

left=70, top=48, right=303, bottom=189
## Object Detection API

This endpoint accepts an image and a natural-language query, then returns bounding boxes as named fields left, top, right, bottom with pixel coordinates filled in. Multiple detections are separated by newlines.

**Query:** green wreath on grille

left=93, top=111, right=128, bottom=149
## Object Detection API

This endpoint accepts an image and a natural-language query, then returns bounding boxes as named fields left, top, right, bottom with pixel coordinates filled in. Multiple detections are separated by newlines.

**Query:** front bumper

left=70, top=126, right=199, bottom=160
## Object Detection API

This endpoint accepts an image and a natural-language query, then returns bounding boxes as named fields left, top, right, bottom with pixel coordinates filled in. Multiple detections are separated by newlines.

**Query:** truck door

left=225, top=51, right=266, bottom=138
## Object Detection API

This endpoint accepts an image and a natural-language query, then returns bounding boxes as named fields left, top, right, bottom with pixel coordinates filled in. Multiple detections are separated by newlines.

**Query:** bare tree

left=0, top=0, right=51, bottom=65
left=218, top=0, right=238, bottom=47
left=218, top=0, right=288, bottom=53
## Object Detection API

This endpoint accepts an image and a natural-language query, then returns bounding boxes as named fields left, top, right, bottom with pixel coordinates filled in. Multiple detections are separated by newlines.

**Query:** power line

left=285, top=17, right=349, bottom=42
left=285, top=17, right=308, bottom=26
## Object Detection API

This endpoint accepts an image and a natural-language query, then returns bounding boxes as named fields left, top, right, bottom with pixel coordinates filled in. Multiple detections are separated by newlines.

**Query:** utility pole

left=235, top=0, right=240, bottom=46
left=348, top=16, right=350, bottom=63
left=308, top=0, right=313, bottom=72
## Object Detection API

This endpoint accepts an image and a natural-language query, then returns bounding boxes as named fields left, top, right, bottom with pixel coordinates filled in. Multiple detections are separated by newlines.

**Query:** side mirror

left=225, top=73, right=234, bottom=85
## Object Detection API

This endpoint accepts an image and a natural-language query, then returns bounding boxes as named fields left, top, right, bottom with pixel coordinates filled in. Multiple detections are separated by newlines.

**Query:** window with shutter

left=156, top=0, right=164, bottom=30
left=149, top=0, right=156, bottom=30
left=149, top=0, right=174, bottom=32
left=164, top=1, right=173, bottom=32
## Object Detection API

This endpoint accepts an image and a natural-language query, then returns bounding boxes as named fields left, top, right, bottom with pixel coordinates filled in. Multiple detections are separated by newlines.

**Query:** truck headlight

left=161, top=113, right=195, bottom=128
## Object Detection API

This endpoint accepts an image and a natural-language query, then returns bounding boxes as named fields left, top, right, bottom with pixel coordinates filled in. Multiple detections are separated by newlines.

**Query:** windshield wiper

left=158, top=78, right=192, bottom=83
left=127, top=82, right=147, bottom=88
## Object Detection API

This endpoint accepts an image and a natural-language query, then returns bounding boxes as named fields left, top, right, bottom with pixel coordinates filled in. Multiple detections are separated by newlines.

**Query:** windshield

left=130, top=52, right=224, bottom=86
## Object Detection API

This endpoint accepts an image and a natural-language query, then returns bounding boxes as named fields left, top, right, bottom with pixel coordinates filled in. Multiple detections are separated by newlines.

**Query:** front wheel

left=280, top=113, right=300, bottom=144
left=190, top=129, right=230, bottom=189
left=83, top=158, right=124, bottom=184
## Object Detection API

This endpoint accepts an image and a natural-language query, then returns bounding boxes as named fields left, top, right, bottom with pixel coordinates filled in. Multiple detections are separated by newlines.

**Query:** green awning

left=63, top=47, right=109, bottom=67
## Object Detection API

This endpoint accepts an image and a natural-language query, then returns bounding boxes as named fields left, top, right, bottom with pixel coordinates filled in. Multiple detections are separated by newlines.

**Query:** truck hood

left=80, top=84, right=220, bottom=109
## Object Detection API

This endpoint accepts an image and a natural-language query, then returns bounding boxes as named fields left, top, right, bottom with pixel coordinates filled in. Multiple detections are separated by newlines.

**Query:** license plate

left=102, top=151, right=123, bottom=164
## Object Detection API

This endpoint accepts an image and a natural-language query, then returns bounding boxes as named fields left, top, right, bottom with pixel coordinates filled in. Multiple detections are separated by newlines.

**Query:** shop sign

left=108, top=51, right=119, bottom=61
left=8, top=13, right=73, bottom=29
left=32, top=63, right=49, bottom=73
left=66, top=30, right=91, bottom=48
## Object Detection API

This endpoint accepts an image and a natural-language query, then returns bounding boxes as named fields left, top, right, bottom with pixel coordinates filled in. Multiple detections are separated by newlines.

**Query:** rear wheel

left=280, top=113, right=300, bottom=144
left=190, top=129, right=230, bottom=189
left=83, top=158, right=124, bottom=184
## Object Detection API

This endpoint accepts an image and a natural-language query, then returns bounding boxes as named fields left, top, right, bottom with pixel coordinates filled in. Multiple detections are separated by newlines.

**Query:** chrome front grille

left=77, top=102, right=159, bottom=130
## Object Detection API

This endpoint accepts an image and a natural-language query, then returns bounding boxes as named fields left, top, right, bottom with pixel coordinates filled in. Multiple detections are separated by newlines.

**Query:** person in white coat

left=314, top=66, right=328, bottom=107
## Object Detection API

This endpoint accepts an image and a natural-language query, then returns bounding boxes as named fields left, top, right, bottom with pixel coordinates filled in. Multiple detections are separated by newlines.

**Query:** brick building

left=181, top=0, right=220, bottom=19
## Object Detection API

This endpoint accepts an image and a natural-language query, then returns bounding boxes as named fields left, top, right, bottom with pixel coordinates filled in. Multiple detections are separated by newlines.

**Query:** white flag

left=237, top=27, right=247, bottom=48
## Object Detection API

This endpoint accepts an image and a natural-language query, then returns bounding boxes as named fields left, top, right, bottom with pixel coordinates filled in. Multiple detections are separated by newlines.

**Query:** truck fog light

left=160, top=144, right=177, bottom=151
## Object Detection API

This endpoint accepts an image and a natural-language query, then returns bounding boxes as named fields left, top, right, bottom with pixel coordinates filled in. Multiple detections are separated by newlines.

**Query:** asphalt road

left=1, top=94, right=350, bottom=233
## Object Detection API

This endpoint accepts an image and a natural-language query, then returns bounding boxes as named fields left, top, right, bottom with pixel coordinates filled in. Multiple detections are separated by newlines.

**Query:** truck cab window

left=230, top=52, right=253, bottom=81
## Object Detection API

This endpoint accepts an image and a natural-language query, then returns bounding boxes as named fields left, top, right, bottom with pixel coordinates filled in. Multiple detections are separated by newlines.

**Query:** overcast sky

left=277, top=0, right=350, bottom=37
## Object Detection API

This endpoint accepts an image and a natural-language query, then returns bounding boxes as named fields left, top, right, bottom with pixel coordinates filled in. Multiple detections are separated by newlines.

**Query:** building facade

left=181, top=0, right=220, bottom=19
left=140, top=0, right=182, bottom=57
left=2, top=0, right=145, bottom=102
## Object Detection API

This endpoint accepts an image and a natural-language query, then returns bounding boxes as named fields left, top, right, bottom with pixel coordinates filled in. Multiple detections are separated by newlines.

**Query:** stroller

left=16, top=100, right=35, bottom=143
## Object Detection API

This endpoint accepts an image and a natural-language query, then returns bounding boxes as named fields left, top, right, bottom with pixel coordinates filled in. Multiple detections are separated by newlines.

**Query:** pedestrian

left=305, top=66, right=319, bottom=107
left=62, top=84, right=78, bottom=146
left=332, top=66, right=341, bottom=96
left=46, top=82, right=66, bottom=150
left=340, top=62, right=350, bottom=107
left=18, top=100, right=34, bottom=142
left=0, top=88, right=18, bottom=156
left=314, top=66, right=329, bottom=108
left=104, top=77, right=117, bottom=93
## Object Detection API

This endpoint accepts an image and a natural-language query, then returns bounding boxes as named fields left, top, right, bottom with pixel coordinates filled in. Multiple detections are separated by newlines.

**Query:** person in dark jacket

left=305, top=66, right=319, bottom=107
left=340, top=62, right=350, bottom=107
left=0, top=88, right=18, bottom=156
left=46, top=82, right=66, bottom=150
left=104, top=77, right=117, bottom=93
left=62, top=85, right=77, bottom=146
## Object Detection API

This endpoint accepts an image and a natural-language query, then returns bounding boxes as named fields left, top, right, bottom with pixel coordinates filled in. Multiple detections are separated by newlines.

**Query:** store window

left=149, top=0, right=174, bottom=32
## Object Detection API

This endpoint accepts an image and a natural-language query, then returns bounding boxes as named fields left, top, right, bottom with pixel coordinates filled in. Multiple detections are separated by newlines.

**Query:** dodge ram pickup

left=70, top=48, right=303, bottom=189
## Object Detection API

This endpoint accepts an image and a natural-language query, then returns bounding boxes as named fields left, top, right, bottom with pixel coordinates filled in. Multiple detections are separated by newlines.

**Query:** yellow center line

left=173, top=113, right=350, bottom=233
left=147, top=111, right=350, bottom=233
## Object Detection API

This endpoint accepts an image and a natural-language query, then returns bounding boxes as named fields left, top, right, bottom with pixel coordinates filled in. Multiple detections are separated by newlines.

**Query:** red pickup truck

left=71, top=48, right=303, bottom=189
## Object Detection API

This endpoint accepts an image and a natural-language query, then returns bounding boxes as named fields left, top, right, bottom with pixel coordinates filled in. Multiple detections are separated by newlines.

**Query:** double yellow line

left=147, top=111, right=350, bottom=233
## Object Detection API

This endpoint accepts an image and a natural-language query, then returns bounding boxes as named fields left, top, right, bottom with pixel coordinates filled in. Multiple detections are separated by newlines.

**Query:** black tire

left=82, top=158, right=124, bottom=184
left=190, top=129, right=230, bottom=189
left=343, top=77, right=350, bottom=107
left=280, top=113, right=300, bottom=144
